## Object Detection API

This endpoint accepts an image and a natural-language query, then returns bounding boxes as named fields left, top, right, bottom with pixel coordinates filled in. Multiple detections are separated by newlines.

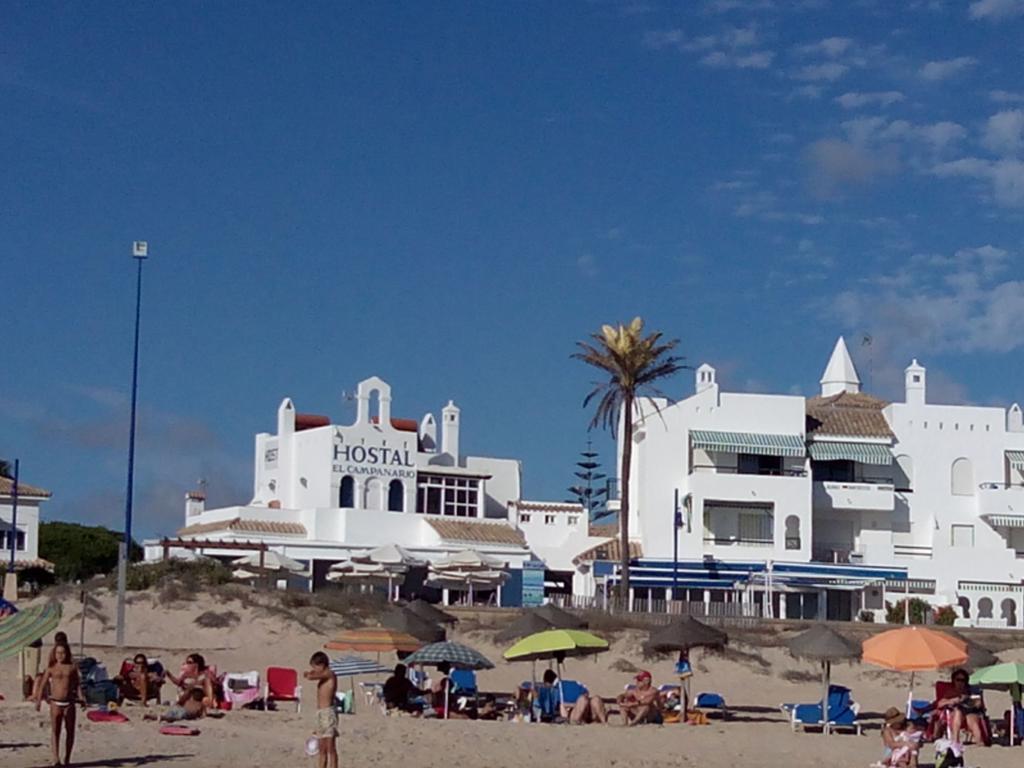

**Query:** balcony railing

left=692, top=465, right=808, bottom=477
left=704, top=536, right=773, bottom=547
left=812, top=545, right=854, bottom=564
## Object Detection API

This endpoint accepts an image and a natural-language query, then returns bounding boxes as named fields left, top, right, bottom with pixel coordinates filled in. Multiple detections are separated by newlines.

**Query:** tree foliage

left=567, top=441, right=608, bottom=518
left=885, top=597, right=932, bottom=625
left=39, top=521, right=143, bottom=582
left=573, top=317, right=685, bottom=595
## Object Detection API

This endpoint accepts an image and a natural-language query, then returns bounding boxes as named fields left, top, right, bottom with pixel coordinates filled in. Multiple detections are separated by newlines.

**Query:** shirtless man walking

left=34, top=643, right=85, bottom=766
left=304, top=651, right=338, bottom=768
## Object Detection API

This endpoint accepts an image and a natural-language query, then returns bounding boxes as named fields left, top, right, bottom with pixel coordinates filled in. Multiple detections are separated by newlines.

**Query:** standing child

left=304, top=651, right=338, bottom=768
left=34, top=642, right=85, bottom=767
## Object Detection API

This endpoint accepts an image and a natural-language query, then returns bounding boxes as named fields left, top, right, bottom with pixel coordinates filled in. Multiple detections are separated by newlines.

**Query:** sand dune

left=2, top=587, right=1023, bottom=768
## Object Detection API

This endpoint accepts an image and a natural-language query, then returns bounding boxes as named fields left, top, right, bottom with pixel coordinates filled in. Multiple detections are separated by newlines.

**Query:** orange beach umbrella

left=862, top=627, right=968, bottom=671
left=863, top=626, right=968, bottom=716
left=324, top=628, right=423, bottom=654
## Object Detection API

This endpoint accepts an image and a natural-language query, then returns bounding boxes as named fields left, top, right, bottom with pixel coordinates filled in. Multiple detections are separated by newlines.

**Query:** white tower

left=820, top=337, right=862, bottom=397
left=441, top=400, right=460, bottom=460
left=905, top=359, right=926, bottom=406
left=695, top=363, right=717, bottom=394
left=1008, top=403, right=1023, bottom=433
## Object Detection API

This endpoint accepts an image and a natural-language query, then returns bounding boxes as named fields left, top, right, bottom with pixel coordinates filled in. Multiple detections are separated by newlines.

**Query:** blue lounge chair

left=695, top=691, right=729, bottom=719
left=786, top=685, right=861, bottom=735
left=450, top=669, right=477, bottom=695
left=559, top=680, right=587, bottom=706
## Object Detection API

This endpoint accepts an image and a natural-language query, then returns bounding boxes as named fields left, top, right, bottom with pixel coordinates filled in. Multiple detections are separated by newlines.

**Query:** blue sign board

left=521, top=559, right=545, bottom=607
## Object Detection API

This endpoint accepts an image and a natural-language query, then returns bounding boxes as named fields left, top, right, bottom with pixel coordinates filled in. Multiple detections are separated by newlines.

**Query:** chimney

left=905, top=359, right=926, bottom=406
left=695, top=363, right=717, bottom=394
left=441, top=400, right=460, bottom=459
left=185, top=491, right=206, bottom=519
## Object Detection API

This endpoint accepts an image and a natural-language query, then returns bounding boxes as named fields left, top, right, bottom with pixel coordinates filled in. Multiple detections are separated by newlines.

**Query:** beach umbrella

left=432, top=550, right=505, bottom=570
left=786, top=624, right=860, bottom=734
left=863, top=626, right=968, bottom=715
left=232, top=551, right=306, bottom=573
left=328, top=655, right=394, bottom=713
left=941, top=630, right=998, bottom=669
left=971, top=662, right=1024, bottom=745
left=645, top=616, right=728, bottom=720
left=494, top=611, right=556, bottom=643
left=405, top=599, right=458, bottom=626
left=380, top=608, right=446, bottom=643
left=324, top=628, right=423, bottom=654
left=503, top=629, right=609, bottom=662
left=402, top=641, right=495, bottom=719
left=351, top=544, right=425, bottom=567
left=532, top=604, right=588, bottom=630
left=0, top=601, right=62, bottom=662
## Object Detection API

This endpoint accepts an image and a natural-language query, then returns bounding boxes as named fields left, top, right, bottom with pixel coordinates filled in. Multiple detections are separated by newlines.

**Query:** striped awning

left=808, top=441, right=892, bottom=465
left=985, top=514, right=1024, bottom=528
left=690, top=430, right=805, bottom=457
left=1006, top=450, right=1024, bottom=469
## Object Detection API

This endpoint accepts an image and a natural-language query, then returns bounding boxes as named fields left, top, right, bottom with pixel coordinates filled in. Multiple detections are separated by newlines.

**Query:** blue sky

left=3, top=0, right=1024, bottom=538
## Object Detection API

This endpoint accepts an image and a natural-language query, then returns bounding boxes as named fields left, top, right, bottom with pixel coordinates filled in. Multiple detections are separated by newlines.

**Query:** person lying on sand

left=34, top=642, right=86, bottom=767
left=617, top=671, right=663, bottom=726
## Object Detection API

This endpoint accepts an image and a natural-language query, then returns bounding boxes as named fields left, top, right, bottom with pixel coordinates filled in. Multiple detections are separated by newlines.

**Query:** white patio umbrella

left=427, top=560, right=507, bottom=605
left=232, top=551, right=307, bottom=573
left=432, top=549, right=505, bottom=571
left=350, top=543, right=425, bottom=567
left=327, top=559, right=408, bottom=599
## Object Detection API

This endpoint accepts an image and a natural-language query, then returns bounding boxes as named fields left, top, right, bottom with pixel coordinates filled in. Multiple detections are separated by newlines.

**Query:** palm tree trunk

left=619, top=392, right=634, bottom=605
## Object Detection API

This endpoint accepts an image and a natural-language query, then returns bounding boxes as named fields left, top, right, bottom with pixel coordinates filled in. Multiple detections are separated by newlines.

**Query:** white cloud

left=705, top=0, right=776, bottom=12
left=991, top=90, right=1024, bottom=103
left=835, top=91, right=905, bottom=109
left=577, top=253, right=598, bottom=277
left=795, top=37, right=854, bottom=57
left=832, top=245, right=1024, bottom=355
left=642, top=29, right=685, bottom=50
left=932, top=157, right=1024, bottom=207
left=804, top=138, right=900, bottom=197
left=791, top=84, right=823, bottom=99
left=644, top=24, right=773, bottom=69
left=919, top=57, right=976, bottom=81
left=982, top=109, right=1024, bottom=156
left=841, top=116, right=966, bottom=152
left=794, top=62, right=849, bottom=81
left=969, top=0, right=1024, bottom=19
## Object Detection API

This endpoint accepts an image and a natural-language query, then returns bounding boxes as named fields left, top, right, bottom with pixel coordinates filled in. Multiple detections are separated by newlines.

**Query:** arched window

left=339, top=476, right=355, bottom=508
left=387, top=480, right=404, bottom=512
left=895, top=454, right=914, bottom=492
left=1000, top=597, right=1018, bottom=627
left=978, top=597, right=994, bottom=619
left=951, top=457, right=974, bottom=496
left=364, top=477, right=384, bottom=510
left=957, top=596, right=971, bottom=620
left=785, top=515, right=801, bottom=550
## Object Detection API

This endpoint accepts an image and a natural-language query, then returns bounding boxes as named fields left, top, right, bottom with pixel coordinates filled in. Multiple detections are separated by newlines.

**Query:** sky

left=3, top=0, right=1024, bottom=539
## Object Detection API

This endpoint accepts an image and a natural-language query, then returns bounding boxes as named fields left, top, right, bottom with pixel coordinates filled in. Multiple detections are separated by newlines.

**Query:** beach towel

left=160, top=725, right=200, bottom=736
left=87, top=710, right=129, bottom=723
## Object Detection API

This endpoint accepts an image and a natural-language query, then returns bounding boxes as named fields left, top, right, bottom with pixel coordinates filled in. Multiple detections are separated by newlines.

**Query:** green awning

left=808, top=441, right=892, bottom=465
left=1006, top=450, right=1024, bottom=469
left=986, top=514, right=1024, bottom=528
left=690, top=430, right=805, bottom=458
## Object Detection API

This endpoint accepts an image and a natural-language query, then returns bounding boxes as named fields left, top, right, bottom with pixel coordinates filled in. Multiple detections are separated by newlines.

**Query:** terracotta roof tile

left=573, top=538, right=643, bottom=565
left=13, top=558, right=55, bottom=572
left=588, top=523, right=618, bottom=538
left=425, top=518, right=526, bottom=547
left=806, top=391, right=894, bottom=439
left=512, top=500, right=585, bottom=513
left=0, top=477, right=51, bottom=498
left=177, top=518, right=307, bottom=537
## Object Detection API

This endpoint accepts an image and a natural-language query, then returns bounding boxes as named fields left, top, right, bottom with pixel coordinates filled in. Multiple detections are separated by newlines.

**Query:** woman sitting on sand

left=116, top=653, right=164, bottom=706
left=164, top=653, right=216, bottom=708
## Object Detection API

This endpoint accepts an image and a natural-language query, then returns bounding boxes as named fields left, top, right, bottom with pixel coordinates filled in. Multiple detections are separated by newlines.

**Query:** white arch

left=951, top=457, right=974, bottom=496
left=364, top=477, right=385, bottom=510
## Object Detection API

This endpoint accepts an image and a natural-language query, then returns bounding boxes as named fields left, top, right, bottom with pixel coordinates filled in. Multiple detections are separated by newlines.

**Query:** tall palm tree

left=573, top=317, right=685, bottom=597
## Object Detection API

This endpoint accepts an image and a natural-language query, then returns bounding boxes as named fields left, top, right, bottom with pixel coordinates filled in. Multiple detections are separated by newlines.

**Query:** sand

left=2, top=587, right=1023, bottom=768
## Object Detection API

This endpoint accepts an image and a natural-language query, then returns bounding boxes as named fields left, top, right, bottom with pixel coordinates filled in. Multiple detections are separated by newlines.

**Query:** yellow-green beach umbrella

left=503, top=629, right=608, bottom=662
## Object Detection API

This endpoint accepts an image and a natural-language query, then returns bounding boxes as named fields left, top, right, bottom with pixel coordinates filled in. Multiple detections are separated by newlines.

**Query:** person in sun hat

left=876, top=707, right=921, bottom=768
left=616, top=670, right=663, bottom=726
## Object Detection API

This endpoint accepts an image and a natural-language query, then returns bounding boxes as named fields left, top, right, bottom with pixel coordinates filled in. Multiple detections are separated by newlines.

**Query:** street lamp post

left=672, top=488, right=680, bottom=603
left=7, top=459, right=18, bottom=574
left=115, top=241, right=148, bottom=648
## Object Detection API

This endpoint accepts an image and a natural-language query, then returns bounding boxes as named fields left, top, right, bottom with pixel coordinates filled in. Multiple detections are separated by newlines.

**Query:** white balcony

left=812, top=480, right=894, bottom=512
left=977, top=482, right=1024, bottom=518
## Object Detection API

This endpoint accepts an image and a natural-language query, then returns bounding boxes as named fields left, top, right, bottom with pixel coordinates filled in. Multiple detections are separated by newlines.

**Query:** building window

left=519, top=513, right=531, bottom=524
left=913, top=374, right=921, bottom=383
left=416, top=473, right=479, bottom=517
left=811, top=460, right=855, bottom=483
left=737, top=453, right=783, bottom=476
left=977, top=597, right=993, bottom=619
left=784, top=515, right=801, bottom=550
left=951, top=524, right=974, bottom=548
left=704, top=501, right=773, bottom=546
left=387, top=479, right=404, bottom=512
left=567, top=515, right=580, bottom=527
left=339, top=476, right=355, bottom=508
left=951, top=457, right=974, bottom=496
left=544, top=514, right=556, bottom=525
left=1, top=530, right=25, bottom=551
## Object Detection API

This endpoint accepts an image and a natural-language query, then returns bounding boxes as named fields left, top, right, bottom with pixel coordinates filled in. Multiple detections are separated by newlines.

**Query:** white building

left=0, top=474, right=49, bottom=571
left=151, top=376, right=544, bottom=601
left=603, top=338, right=1024, bottom=628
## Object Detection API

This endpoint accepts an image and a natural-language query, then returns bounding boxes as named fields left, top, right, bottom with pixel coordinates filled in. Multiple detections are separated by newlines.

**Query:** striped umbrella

left=0, top=601, right=62, bottom=662
left=402, top=641, right=493, bottom=720
left=329, top=656, right=393, bottom=677
left=324, top=628, right=422, bottom=653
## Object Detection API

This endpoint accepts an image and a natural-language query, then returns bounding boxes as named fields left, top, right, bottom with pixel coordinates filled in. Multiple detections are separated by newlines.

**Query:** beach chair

left=927, top=681, right=991, bottom=746
left=450, top=669, right=477, bottom=695
left=695, top=691, right=730, bottom=720
left=559, top=680, right=587, bottom=706
left=264, top=666, right=301, bottom=713
left=787, top=685, right=861, bottom=735
left=116, top=657, right=165, bottom=705
left=222, top=671, right=261, bottom=709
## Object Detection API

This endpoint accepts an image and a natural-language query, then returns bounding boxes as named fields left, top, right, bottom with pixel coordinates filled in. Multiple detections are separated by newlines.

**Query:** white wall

left=0, top=499, right=40, bottom=561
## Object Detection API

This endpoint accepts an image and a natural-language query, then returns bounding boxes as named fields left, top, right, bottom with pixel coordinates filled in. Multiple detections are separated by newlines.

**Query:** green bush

left=885, top=598, right=931, bottom=625
left=39, top=522, right=142, bottom=582
left=858, top=610, right=876, bottom=623
left=123, top=559, right=233, bottom=592
left=933, top=605, right=958, bottom=626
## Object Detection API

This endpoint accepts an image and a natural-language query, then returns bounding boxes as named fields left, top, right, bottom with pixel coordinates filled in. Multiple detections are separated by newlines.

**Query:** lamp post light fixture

left=115, top=240, right=148, bottom=648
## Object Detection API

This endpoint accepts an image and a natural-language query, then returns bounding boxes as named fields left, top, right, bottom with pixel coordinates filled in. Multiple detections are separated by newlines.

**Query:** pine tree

left=566, top=440, right=608, bottom=519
